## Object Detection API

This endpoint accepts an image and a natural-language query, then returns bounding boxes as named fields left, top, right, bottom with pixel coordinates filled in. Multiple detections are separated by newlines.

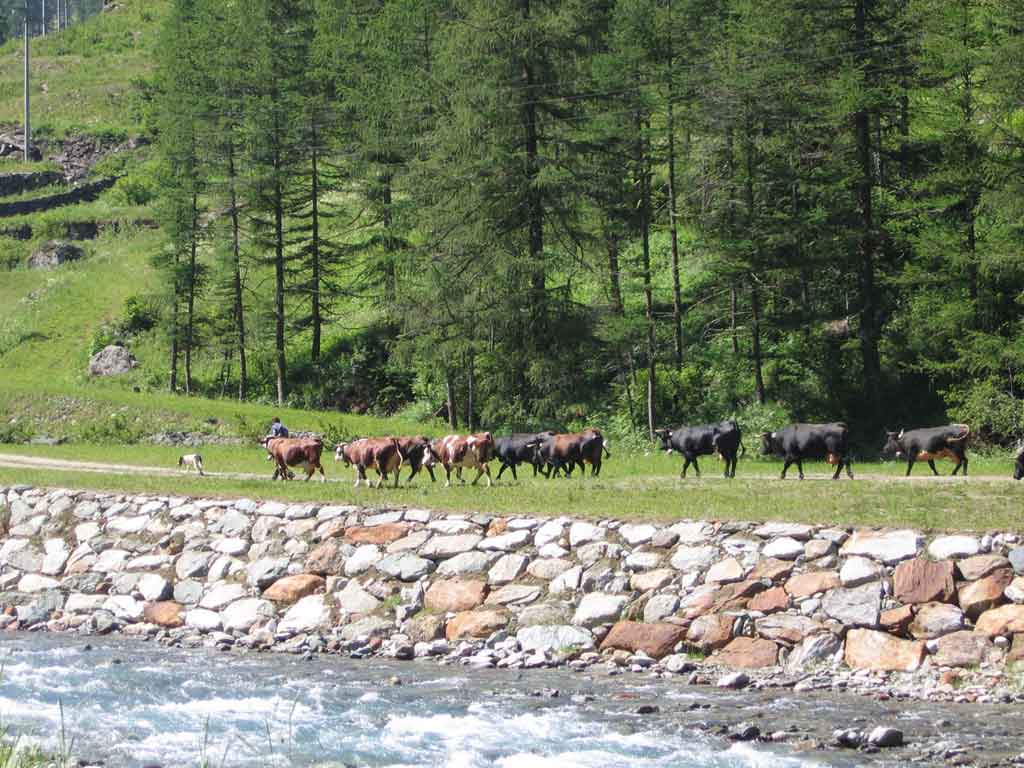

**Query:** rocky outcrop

left=26, top=240, right=85, bottom=270
left=88, top=344, right=138, bottom=376
left=1, top=484, right=1023, bottom=695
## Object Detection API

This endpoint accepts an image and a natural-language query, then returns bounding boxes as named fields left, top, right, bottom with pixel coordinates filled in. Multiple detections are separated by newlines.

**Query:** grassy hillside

left=0, top=2, right=163, bottom=138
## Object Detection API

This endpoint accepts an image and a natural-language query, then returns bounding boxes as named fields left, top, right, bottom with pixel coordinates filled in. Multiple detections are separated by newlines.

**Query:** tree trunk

left=751, top=280, right=766, bottom=404
left=310, top=118, right=322, bottom=365
left=637, top=111, right=656, bottom=440
left=227, top=139, right=247, bottom=401
left=520, top=0, right=544, bottom=335
left=730, top=284, right=739, bottom=356
left=466, top=349, right=475, bottom=432
left=382, top=171, right=398, bottom=304
left=666, top=42, right=683, bottom=369
left=445, top=368, right=458, bottom=431
left=273, top=136, right=287, bottom=407
left=184, top=189, right=198, bottom=396
left=606, top=225, right=623, bottom=316
left=169, top=293, right=179, bottom=394
left=854, top=0, right=881, bottom=411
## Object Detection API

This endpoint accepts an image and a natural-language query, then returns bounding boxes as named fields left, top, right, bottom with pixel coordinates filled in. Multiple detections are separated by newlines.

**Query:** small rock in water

left=388, top=675, right=402, bottom=686
left=729, top=724, right=760, bottom=742
left=833, top=729, right=864, bottom=748
left=635, top=704, right=659, bottom=715
left=717, top=672, right=749, bottom=689
left=867, top=726, right=904, bottom=748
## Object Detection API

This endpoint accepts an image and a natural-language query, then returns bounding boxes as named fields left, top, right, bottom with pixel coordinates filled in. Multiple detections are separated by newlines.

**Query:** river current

left=0, top=635, right=827, bottom=768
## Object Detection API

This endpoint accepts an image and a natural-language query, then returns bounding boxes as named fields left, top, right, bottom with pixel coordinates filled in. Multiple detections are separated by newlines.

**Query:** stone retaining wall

left=2, top=485, right=1024, bottom=699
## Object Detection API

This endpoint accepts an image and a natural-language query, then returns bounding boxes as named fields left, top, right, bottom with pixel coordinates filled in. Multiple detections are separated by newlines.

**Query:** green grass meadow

left=1, top=441, right=1021, bottom=532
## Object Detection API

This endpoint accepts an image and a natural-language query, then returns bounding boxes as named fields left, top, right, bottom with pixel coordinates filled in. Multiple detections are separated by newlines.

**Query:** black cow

left=760, top=423, right=853, bottom=480
left=1014, top=448, right=1023, bottom=481
left=495, top=431, right=555, bottom=480
left=881, top=425, right=970, bottom=477
left=655, top=421, right=744, bottom=478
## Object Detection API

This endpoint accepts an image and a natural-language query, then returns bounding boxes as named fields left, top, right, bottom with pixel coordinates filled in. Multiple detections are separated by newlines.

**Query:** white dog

left=178, top=453, right=205, bottom=476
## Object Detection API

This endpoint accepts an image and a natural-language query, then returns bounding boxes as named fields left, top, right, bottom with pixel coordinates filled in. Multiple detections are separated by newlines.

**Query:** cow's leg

left=796, top=459, right=805, bottom=480
left=496, top=463, right=507, bottom=480
left=952, top=454, right=967, bottom=476
left=510, top=463, right=518, bottom=481
left=470, top=466, right=484, bottom=486
left=592, top=459, right=601, bottom=477
left=905, top=459, right=915, bottom=477
left=407, top=463, right=419, bottom=483
left=780, top=459, right=792, bottom=480
left=680, top=457, right=689, bottom=478
left=692, top=456, right=701, bottom=478
left=426, top=464, right=436, bottom=482
left=928, top=459, right=939, bottom=476
left=845, top=460, right=854, bottom=479
left=393, top=464, right=401, bottom=488
left=444, top=466, right=453, bottom=487
left=316, top=461, right=325, bottom=482
left=484, top=463, right=493, bottom=487
left=831, top=461, right=842, bottom=480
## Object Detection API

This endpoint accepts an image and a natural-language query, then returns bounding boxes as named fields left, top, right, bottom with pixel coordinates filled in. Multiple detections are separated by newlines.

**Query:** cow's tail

left=602, top=438, right=611, bottom=458
left=947, top=424, right=971, bottom=444
left=739, top=440, right=747, bottom=458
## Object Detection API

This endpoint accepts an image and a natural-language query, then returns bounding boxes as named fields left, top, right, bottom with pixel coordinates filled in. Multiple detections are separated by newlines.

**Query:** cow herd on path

left=237, top=420, right=1024, bottom=488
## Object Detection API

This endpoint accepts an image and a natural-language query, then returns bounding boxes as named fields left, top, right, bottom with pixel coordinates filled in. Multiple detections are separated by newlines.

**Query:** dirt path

left=0, top=453, right=274, bottom=482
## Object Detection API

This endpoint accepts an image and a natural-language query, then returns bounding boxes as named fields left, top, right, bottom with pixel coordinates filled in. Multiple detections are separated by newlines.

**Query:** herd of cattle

left=249, top=421, right=1024, bottom=486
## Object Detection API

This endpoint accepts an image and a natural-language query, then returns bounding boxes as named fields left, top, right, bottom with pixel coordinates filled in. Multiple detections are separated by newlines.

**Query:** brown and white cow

left=262, top=437, right=326, bottom=482
left=334, top=437, right=404, bottom=488
left=435, top=432, right=496, bottom=487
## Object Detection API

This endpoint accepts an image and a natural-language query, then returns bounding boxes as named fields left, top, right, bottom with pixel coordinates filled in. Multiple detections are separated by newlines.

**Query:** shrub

left=74, top=412, right=144, bottom=444
left=947, top=379, right=1024, bottom=448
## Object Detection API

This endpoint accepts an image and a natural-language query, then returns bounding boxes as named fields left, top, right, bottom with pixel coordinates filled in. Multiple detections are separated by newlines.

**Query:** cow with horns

left=760, top=423, right=853, bottom=480
left=882, top=425, right=971, bottom=477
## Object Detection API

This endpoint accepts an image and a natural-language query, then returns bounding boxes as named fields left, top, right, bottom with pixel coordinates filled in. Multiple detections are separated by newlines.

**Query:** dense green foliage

left=144, top=0, right=1024, bottom=448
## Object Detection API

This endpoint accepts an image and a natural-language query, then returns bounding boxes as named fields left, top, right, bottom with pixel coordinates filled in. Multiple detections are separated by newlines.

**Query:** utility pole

left=23, top=1, right=30, bottom=162
left=41, top=0, right=45, bottom=35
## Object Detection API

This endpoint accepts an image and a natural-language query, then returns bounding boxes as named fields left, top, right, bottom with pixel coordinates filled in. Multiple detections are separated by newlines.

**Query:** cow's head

left=421, top=438, right=440, bottom=467
left=759, top=432, right=778, bottom=456
left=881, top=430, right=905, bottom=459
left=653, top=428, right=673, bottom=453
left=334, top=442, right=352, bottom=465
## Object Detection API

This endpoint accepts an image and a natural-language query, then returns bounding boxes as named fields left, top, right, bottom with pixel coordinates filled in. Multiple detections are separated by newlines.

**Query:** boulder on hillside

left=88, top=344, right=138, bottom=376
left=27, top=240, right=84, bottom=270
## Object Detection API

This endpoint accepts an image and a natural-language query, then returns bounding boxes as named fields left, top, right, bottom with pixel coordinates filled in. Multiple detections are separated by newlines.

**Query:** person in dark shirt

left=268, top=416, right=289, bottom=439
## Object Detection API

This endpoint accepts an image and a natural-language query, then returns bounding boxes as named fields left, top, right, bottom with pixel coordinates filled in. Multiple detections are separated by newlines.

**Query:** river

left=0, top=634, right=844, bottom=768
